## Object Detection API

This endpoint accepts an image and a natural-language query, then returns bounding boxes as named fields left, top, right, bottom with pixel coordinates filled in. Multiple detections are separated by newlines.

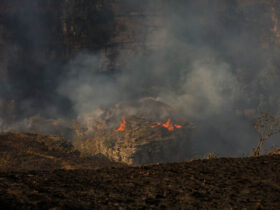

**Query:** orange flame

left=151, top=118, right=183, bottom=131
left=174, top=124, right=183, bottom=129
left=114, top=117, right=182, bottom=132
left=151, top=122, right=161, bottom=128
left=114, top=116, right=127, bottom=131
left=162, top=118, right=174, bottom=131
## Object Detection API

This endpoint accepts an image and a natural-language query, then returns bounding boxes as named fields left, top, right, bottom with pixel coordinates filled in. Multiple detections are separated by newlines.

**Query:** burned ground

left=0, top=133, right=280, bottom=209
left=0, top=155, right=279, bottom=209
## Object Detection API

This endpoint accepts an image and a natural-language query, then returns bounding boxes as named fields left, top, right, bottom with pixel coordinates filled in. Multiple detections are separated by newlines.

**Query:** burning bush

left=74, top=98, right=195, bottom=164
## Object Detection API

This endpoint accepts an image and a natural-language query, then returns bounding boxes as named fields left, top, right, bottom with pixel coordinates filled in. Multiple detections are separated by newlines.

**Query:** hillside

left=0, top=132, right=124, bottom=171
left=0, top=155, right=279, bottom=209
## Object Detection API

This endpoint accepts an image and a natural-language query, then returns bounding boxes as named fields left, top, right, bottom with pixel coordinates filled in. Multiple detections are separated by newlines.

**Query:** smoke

left=58, top=0, right=280, bottom=156
left=0, top=0, right=73, bottom=122
left=58, top=54, right=121, bottom=114
left=1, top=0, right=280, bottom=156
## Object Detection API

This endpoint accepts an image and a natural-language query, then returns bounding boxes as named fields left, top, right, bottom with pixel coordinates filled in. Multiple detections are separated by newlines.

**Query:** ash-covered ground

left=0, top=132, right=280, bottom=209
left=1, top=155, right=280, bottom=209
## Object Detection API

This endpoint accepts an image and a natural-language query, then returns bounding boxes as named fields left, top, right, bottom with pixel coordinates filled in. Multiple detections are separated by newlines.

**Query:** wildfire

left=151, top=122, right=161, bottom=128
left=162, top=118, right=174, bottom=131
left=114, top=117, right=182, bottom=132
left=174, top=124, right=183, bottom=129
left=114, top=116, right=127, bottom=131
left=151, top=118, right=183, bottom=131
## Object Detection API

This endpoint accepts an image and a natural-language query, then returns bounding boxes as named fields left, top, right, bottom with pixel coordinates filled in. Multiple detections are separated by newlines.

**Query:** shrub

left=253, top=112, right=280, bottom=156
left=103, top=139, right=115, bottom=149
left=206, top=153, right=218, bottom=159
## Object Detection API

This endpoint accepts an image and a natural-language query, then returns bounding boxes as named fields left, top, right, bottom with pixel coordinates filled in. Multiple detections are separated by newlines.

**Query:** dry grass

left=0, top=132, right=125, bottom=171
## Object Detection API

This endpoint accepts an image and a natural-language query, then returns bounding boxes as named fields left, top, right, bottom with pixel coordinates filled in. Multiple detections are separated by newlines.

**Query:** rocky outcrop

left=77, top=115, right=194, bottom=165
left=4, top=98, right=195, bottom=165
left=74, top=99, right=195, bottom=164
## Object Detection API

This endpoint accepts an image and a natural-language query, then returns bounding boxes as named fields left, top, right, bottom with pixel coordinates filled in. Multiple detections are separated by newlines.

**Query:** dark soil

left=0, top=155, right=280, bottom=209
left=0, top=132, right=279, bottom=209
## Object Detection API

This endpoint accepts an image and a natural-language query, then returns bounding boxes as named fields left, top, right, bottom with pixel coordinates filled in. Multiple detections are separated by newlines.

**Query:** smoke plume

left=2, top=0, right=280, bottom=156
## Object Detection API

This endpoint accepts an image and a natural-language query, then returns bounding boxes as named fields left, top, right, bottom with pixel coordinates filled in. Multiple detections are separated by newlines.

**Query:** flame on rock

left=114, top=116, right=127, bottom=131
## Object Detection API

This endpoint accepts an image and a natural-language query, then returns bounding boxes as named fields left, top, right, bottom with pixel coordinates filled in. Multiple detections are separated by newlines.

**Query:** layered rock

left=1, top=0, right=280, bottom=68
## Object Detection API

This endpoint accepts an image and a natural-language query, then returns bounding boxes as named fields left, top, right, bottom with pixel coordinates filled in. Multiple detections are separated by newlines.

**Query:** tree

left=253, top=112, right=280, bottom=156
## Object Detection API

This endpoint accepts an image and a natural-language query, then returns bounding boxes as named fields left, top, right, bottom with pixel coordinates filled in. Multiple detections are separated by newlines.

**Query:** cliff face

left=0, top=0, right=117, bottom=121
left=1, top=1, right=280, bottom=69
left=0, top=0, right=162, bottom=124
left=0, top=0, right=161, bottom=71
left=0, top=0, right=116, bottom=62
left=231, top=1, right=280, bottom=53
left=1, top=0, right=280, bottom=77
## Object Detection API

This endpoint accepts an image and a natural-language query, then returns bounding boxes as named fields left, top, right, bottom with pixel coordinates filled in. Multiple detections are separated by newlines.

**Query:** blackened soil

left=0, top=155, right=280, bottom=209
